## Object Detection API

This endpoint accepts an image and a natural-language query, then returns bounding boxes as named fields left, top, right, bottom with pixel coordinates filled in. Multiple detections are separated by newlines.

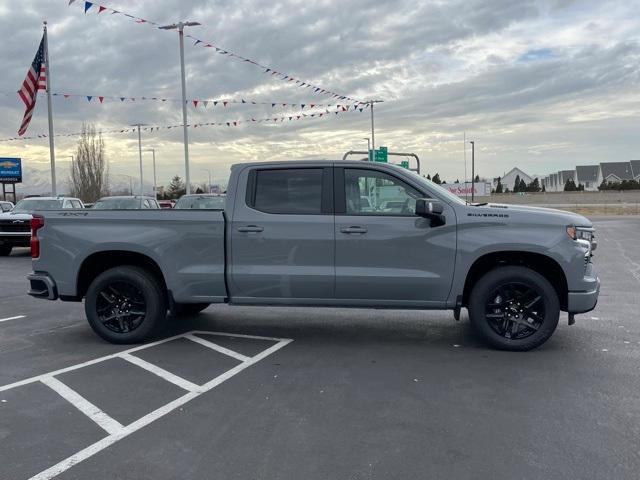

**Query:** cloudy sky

left=0, top=0, right=639, bottom=192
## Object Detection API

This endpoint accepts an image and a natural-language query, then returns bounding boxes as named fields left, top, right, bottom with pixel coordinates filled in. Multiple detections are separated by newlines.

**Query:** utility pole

left=159, top=21, right=201, bottom=195
left=131, top=123, right=147, bottom=195
left=470, top=140, right=475, bottom=202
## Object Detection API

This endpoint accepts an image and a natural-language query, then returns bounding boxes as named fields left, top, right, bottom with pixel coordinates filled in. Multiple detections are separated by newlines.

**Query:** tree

left=541, top=184, right=546, bottom=192
left=454, top=179, right=460, bottom=184
left=69, top=124, right=109, bottom=202
left=495, top=177, right=503, bottom=194
left=474, top=174, right=480, bottom=182
left=519, top=178, right=527, bottom=192
left=513, top=174, right=521, bottom=193
left=527, top=178, right=541, bottom=192
left=426, top=174, right=431, bottom=180
left=167, top=175, right=186, bottom=199
left=432, top=173, right=442, bottom=185
left=564, top=178, right=577, bottom=191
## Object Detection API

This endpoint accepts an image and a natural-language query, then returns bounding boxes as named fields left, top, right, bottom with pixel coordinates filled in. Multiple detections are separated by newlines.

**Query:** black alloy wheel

left=96, top=281, right=147, bottom=334
left=485, top=282, right=545, bottom=340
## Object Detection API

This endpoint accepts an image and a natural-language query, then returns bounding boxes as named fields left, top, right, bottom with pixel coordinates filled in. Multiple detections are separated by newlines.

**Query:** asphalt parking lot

left=1, top=216, right=639, bottom=480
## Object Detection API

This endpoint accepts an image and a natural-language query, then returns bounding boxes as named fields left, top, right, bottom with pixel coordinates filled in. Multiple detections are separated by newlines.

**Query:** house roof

left=576, top=165, right=599, bottom=183
left=600, top=161, right=634, bottom=181
left=502, top=167, right=531, bottom=180
left=630, top=160, right=640, bottom=179
left=559, top=170, right=575, bottom=183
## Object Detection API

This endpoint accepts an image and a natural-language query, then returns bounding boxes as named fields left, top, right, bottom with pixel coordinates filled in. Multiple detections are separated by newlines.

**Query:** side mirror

left=415, top=199, right=446, bottom=227
left=415, top=198, right=444, bottom=217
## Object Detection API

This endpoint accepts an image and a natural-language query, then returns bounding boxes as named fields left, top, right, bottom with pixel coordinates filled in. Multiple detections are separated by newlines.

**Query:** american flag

left=17, top=34, right=47, bottom=136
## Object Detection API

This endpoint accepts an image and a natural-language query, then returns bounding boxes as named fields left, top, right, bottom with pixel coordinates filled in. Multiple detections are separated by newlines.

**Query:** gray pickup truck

left=27, top=160, right=599, bottom=351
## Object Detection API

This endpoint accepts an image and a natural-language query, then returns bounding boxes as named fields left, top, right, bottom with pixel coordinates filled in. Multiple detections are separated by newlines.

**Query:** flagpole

left=43, top=21, right=57, bottom=196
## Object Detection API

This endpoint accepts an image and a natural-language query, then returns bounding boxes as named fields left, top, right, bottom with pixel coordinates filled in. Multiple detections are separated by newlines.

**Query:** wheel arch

left=462, top=251, right=568, bottom=310
left=76, top=250, right=168, bottom=299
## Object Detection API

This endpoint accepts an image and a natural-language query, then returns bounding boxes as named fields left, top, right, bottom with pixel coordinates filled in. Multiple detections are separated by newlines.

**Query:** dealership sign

left=0, top=158, right=22, bottom=183
left=444, top=181, right=491, bottom=197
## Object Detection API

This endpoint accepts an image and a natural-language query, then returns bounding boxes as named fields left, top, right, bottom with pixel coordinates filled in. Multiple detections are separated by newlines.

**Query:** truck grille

left=0, top=221, right=30, bottom=233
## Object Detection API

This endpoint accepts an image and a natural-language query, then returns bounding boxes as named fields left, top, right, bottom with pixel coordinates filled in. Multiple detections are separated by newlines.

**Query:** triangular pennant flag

left=194, top=39, right=202, bottom=46
left=98, top=5, right=106, bottom=13
left=64, top=94, right=70, bottom=98
left=271, top=103, right=276, bottom=108
left=213, top=101, right=218, bottom=106
left=301, top=104, right=305, bottom=109
left=310, top=104, right=315, bottom=108
left=136, top=19, right=147, bottom=23
left=241, top=99, right=246, bottom=103
left=203, top=101, right=208, bottom=108
left=193, top=100, right=199, bottom=108
left=233, top=122, right=237, bottom=126
left=98, top=96, right=104, bottom=103
left=84, top=1, right=93, bottom=13
left=130, top=98, right=135, bottom=101
left=69, top=0, right=77, bottom=5
left=86, top=96, right=92, bottom=102
left=226, top=122, right=230, bottom=127
left=120, top=97, right=125, bottom=102
left=205, top=44, right=212, bottom=47
left=223, top=101, right=228, bottom=107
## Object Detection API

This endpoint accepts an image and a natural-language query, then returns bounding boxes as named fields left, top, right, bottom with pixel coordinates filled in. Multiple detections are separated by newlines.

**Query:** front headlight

left=567, top=225, right=596, bottom=257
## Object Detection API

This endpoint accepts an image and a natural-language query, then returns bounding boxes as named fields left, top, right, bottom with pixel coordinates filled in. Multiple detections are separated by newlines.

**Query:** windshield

left=175, top=195, right=225, bottom=209
left=93, top=198, right=141, bottom=209
left=403, top=170, right=467, bottom=205
left=13, top=199, right=64, bottom=213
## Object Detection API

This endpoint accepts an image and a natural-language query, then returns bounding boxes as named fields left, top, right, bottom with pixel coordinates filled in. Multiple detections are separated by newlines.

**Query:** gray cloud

left=0, top=0, right=639, bottom=190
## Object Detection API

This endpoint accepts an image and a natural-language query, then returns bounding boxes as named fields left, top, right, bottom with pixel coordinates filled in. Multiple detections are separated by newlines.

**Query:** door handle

left=237, top=225, right=264, bottom=233
left=340, top=226, right=368, bottom=234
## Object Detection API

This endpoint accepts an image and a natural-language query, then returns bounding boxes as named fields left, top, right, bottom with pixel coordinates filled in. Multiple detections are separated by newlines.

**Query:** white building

left=575, top=165, right=599, bottom=191
left=493, top=167, right=532, bottom=192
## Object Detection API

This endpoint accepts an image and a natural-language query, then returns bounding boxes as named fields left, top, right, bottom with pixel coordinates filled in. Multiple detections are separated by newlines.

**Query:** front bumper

left=567, top=263, right=600, bottom=314
left=27, top=272, right=58, bottom=300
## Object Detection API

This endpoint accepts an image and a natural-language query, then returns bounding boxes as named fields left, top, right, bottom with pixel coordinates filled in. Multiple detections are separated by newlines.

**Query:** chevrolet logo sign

left=0, top=160, right=18, bottom=168
left=12, top=220, right=25, bottom=224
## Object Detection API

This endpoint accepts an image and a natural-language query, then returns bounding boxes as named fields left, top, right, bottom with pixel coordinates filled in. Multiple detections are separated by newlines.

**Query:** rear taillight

left=30, top=215, right=44, bottom=259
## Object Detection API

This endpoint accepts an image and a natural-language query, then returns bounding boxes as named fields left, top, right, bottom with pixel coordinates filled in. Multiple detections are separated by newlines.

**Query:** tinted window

left=94, top=198, right=141, bottom=209
left=175, top=195, right=225, bottom=209
left=253, top=169, right=322, bottom=214
left=13, top=199, right=64, bottom=213
left=344, top=169, right=421, bottom=216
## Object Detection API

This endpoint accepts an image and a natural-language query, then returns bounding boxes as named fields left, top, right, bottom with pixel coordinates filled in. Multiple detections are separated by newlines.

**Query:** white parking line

left=120, top=353, right=200, bottom=392
left=184, top=333, right=251, bottom=362
left=40, top=376, right=124, bottom=436
left=0, top=315, right=25, bottom=323
left=28, top=335, right=292, bottom=480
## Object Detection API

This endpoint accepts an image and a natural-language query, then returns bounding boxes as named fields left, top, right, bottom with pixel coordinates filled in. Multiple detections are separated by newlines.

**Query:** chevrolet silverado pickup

left=26, top=161, right=600, bottom=351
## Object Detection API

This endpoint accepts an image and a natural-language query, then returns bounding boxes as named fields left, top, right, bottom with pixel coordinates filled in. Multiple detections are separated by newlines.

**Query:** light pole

left=469, top=141, right=475, bottom=202
left=368, top=100, right=384, bottom=153
left=363, top=138, right=370, bottom=160
left=202, top=168, right=211, bottom=193
left=131, top=123, right=147, bottom=195
left=159, top=21, right=201, bottom=195
left=145, top=149, right=157, bottom=199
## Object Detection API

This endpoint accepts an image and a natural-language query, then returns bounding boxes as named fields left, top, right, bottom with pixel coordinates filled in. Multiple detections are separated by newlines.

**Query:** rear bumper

left=27, top=272, right=58, bottom=300
left=0, top=234, right=30, bottom=248
left=567, top=276, right=600, bottom=314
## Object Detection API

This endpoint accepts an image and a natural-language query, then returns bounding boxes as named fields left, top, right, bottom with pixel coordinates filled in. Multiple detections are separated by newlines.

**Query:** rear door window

left=252, top=168, right=323, bottom=214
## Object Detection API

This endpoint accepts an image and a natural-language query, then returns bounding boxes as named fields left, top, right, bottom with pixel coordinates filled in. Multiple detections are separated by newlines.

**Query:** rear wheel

left=468, top=266, right=559, bottom=351
left=173, top=303, right=210, bottom=316
left=85, top=266, right=167, bottom=344
left=0, top=245, right=12, bottom=256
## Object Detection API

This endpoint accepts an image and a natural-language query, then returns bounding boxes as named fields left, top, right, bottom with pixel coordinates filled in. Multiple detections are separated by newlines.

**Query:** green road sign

left=373, top=146, right=388, bottom=163
left=400, top=160, right=409, bottom=169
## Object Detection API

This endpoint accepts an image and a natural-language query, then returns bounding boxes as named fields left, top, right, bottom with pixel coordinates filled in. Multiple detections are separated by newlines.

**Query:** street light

left=469, top=141, right=475, bottom=202
left=367, top=100, right=384, bottom=152
left=131, top=123, right=147, bottom=195
left=144, top=149, right=157, bottom=199
left=202, top=168, right=211, bottom=193
left=159, top=20, right=201, bottom=195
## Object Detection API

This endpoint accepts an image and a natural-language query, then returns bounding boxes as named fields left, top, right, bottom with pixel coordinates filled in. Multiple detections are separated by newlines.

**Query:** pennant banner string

left=0, top=105, right=363, bottom=142
left=68, top=1, right=361, bottom=103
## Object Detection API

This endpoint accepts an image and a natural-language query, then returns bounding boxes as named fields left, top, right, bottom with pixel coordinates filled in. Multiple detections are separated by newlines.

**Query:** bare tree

left=69, top=124, right=109, bottom=202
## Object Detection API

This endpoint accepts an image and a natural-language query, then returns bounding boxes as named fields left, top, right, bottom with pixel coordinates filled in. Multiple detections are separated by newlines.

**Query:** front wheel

left=85, top=266, right=167, bottom=344
left=468, top=266, right=559, bottom=351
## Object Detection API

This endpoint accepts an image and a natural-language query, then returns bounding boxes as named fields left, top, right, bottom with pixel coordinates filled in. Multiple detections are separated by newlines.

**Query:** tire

left=0, top=245, right=12, bottom=256
left=85, top=266, right=167, bottom=344
left=468, top=266, right=559, bottom=351
left=173, top=303, right=210, bottom=316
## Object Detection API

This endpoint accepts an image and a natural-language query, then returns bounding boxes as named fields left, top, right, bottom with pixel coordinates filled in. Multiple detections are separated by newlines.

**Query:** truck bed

left=32, top=209, right=227, bottom=304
